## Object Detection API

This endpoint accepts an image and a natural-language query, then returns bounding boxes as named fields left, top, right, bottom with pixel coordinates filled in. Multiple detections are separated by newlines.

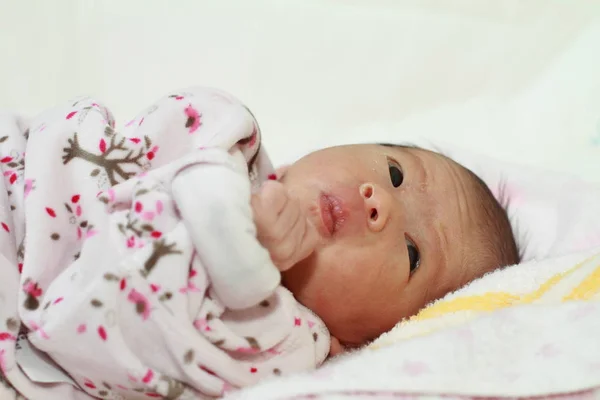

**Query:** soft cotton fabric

left=0, top=88, right=328, bottom=400
left=228, top=247, right=600, bottom=400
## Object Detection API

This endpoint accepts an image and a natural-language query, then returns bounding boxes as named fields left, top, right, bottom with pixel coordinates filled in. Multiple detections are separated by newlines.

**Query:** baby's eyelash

left=405, top=236, right=420, bottom=274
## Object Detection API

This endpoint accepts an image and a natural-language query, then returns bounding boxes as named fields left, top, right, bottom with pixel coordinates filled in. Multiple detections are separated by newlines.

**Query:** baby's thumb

left=294, top=218, right=319, bottom=266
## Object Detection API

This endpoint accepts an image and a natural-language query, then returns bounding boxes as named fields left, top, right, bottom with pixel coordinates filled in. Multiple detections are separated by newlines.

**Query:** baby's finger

left=257, top=199, right=301, bottom=245
left=260, top=181, right=288, bottom=214
left=275, top=215, right=318, bottom=272
left=293, top=218, right=319, bottom=266
left=251, top=181, right=288, bottom=225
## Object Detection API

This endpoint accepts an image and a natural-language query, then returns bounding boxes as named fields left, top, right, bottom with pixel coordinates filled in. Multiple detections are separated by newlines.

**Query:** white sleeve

left=171, top=150, right=280, bottom=310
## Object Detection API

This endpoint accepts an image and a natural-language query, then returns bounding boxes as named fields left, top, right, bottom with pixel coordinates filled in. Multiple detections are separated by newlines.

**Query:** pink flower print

left=77, top=324, right=87, bottom=334
left=53, top=297, right=64, bottom=305
left=184, top=104, right=202, bottom=133
left=199, top=365, right=217, bottom=376
left=128, top=289, right=151, bottom=321
left=236, top=347, right=259, bottom=354
left=142, top=369, right=154, bottom=384
left=179, top=281, right=200, bottom=294
left=45, top=207, right=57, bottom=217
left=294, top=317, right=302, bottom=326
left=125, top=119, right=135, bottom=127
left=98, top=325, right=108, bottom=341
left=86, top=229, right=98, bottom=238
left=29, top=321, right=49, bottom=340
left=155, top=200, right=163, bottom=215
left=150, top=283, right=160, bottom=293
left=267, top=348, right=282, bottom=356
left=134, top=201, right=143, bottom=213
left=142, top=211, right=155, bottom=221
left=146, top=145, right=159, bottom=161
left=193, top=318, right=211, bottom=332
left=126, top=235, right=136, bottom=248
left=24, top=179, right=35, bottom=198
left=66, top=111, right=77, bottom=120
left=308, top=320, right=315, bottom=328
left=150, top=231, right=162, bottom=239
left=0, top=349, right=6, bottom=373
left=1, top=222, right=9, bottom=232
left=99, top=139, right=107, bottom=153
left=71, top=194, right=80, bottom=203
left=0, top=156, right=12, bottom=163
left=0, top=332, right=16, bottom=341
left=83, top=378, right=96, bottom=389
left=24, top=281, right=42, bottom=297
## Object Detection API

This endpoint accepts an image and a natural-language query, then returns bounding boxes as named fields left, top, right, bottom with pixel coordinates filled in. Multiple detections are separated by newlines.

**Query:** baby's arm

left=171, top=148, right=281, bottom=310
left=251, top=180, right=318, bottom=272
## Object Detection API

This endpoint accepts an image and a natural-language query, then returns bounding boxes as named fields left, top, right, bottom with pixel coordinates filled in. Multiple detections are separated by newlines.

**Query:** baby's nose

left=359, top=183, right=391, bottom=233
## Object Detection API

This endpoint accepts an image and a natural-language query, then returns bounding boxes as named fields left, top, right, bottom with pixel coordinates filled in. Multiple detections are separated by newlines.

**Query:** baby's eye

left=388, top=162, right=404, bottom=188
left=406, top=238, right=420, bottom=274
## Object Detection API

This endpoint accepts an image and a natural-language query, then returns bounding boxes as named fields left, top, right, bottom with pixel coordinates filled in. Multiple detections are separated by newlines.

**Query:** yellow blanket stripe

left=410, top=256, right=594, bottom=323
left=563, top=264, right=600, bottom=301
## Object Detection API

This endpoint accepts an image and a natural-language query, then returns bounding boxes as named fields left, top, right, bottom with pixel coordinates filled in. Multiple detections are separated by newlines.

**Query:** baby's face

left=280, top=144, right=484, bottom=347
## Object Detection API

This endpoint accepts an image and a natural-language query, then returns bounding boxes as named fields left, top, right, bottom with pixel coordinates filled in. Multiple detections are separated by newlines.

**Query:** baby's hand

left=251, top=180, right=318, bottom=271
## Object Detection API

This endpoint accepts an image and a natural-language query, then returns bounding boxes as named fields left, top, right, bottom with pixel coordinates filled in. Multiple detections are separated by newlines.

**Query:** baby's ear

left=329, top=336, right=345, bottom=357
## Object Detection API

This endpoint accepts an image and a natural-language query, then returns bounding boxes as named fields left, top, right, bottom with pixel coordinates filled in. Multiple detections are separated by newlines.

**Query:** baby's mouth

left=319, top=194, right=346, bottom=237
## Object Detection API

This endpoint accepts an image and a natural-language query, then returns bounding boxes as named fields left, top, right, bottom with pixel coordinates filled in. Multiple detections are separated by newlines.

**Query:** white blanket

left=228, top=248, right=600, bottom=400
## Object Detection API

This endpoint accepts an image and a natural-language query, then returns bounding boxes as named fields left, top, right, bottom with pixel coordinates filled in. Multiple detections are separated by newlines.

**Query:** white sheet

left=226, top=248, right=600, bottom=399
left=1, top=0, right=599, bottom=182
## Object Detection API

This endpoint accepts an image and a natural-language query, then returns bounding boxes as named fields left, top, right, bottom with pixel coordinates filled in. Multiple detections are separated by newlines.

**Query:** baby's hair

left=379, top=143, right=521, bottom=275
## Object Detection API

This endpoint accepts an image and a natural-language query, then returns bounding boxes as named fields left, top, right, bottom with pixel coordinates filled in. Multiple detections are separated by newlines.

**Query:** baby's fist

left=251, top=180, right=318, bottom=271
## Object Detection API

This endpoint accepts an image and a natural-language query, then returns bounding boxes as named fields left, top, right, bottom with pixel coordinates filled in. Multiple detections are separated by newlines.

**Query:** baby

left=258, top=142, right=520, bottom=353
left=0, top=88, right=518, bottom=400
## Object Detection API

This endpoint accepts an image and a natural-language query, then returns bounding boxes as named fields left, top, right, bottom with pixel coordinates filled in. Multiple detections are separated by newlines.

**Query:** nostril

left=370, top=209, right=378, bottom=221
left=362, top=185, right=373, bottom=199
